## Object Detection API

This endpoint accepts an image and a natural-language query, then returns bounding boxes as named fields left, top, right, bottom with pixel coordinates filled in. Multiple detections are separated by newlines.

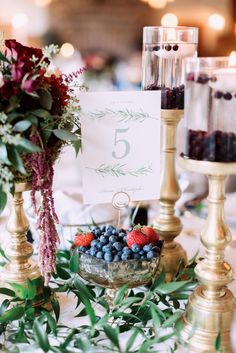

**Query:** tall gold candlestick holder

left=1, top=182, right=50, bottom=308
left=153, top=109, right=187, bottom=277
left=178, top=156, right=236, bottom=353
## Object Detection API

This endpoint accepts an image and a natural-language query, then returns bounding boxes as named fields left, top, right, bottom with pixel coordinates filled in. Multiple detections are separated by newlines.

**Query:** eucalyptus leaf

left=7, top=147, right=26, bottom=174
left=51, top=297, right=60, bottom=322
left=0, top=188, right=7, bottom=213
left=151, top=307, right=161, bottom=329
left=74, top=278, right=94, bottom=301
left=155, top=280, right=190, bottom=295
left=17, top=138, right=41, bottom=153
left=39, top=90, right=53, bottom=110
left=32, top=109, right=52, bottom=119
left=0, top=142, right=10, bottom=164
left=26, top=278, right=37, bottom=300
left=161, top=311, right=182, bottom=328
left=33, top=319, right=50, bottom=352
left=78, top=295, right=96, bottom=326
left=151, top=270, right=165, bottom=290
left=44, top=312, right=57, bottom=335
left=126, top=327, right=142, bottom=351
left=10, top=282, right=28, bottom=299
left=72, top=139, right=81, bottom=156
left=114, top=284, right=128, bottom=305
left=13, top=120, right=32, bottom=132
left=55, top=265, right=71, bottom=280
left=0, top=288, right=15, bottom=297
left=53, top=129, right=79, bottom=142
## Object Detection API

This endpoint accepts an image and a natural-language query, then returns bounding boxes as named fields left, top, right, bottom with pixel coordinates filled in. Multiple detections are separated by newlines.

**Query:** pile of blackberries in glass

left=144, top=84, right=184, bottom=109
left=74, top=225, right=163, bottom=263
left=186, top=129, right=236, bottom=162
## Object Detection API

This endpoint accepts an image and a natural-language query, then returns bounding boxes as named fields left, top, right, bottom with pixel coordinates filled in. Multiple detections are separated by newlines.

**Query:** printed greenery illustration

left=85, top=108, right=157, bottom=123
left=87, top=163, right=153, bottom=178
left=0, top=249, right=201, bottom=353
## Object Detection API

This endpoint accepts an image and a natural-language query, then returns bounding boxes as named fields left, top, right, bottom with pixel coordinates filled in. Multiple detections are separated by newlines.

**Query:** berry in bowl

left=72, top=225, right=163, bottom=289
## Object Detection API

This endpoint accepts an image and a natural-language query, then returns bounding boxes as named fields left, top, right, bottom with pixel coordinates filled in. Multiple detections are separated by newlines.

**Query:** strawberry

left=142, top=226, right=159, bottom=243
left=74, top=232, right=94, bottom=247
left=126, top=229, right=149, bottom=248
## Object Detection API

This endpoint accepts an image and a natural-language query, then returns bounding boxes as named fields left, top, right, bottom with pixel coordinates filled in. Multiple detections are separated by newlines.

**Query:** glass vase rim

left=143, top=26, right=198, bottom=31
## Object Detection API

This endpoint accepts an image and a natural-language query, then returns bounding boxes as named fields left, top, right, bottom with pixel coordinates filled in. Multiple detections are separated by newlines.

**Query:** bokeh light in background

left=60, top=43, right=75, bottom=58
left=148, top=0, right=167, bottom=9
left=161, top=13, right=178, bottom=27
left=35, top=0, right=52, bottom=7
left=208, top=13, right=225, bottom=31
left=11, top=13, right=28, bottom=29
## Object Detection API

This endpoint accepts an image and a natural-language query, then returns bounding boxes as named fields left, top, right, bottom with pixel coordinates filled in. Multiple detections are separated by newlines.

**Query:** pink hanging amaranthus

left=27, top=132, right=60, bottom=285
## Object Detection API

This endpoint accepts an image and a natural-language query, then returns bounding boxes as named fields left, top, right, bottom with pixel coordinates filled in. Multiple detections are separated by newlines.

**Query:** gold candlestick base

left=178, top=156, right=236, bottom=353
left=0, top=183, right=51, bottom=309
left=154, top=110, right=187, bottom=277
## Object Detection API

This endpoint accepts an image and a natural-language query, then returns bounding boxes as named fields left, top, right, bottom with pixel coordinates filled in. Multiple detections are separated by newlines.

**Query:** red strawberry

left=126, top=229, right=149, bottom=248
left=74, top=232, right=94, bottom=247
left=142, top=226, right=159, bottom=243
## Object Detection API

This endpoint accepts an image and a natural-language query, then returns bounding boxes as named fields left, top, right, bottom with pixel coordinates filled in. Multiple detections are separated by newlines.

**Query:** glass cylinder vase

left=183, top=56, right=236, bottom=162
left=142, top=26, right=198, bottom=109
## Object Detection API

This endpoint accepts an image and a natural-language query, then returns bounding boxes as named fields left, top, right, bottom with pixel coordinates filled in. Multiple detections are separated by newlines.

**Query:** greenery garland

left=0, top=250, right=221, bottom=353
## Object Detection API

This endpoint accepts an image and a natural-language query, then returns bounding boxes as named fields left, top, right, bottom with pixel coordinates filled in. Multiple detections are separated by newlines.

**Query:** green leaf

left=126, top=327, right=142, bottom=351
left=151, top=270, right=165, bottom=290
left=39, top=90, right=53, bottom=111
left=0, top=306, right=24, bottom=323
left=69, top=249, right=79, bottom=273
left=55, top=265, right=71, bottom=280
left=78, top=295, right=96, bottom=326
left=0, top=188, right=7, bottom=213
left=151, top=307, right=161, bottom=328
left=26, top=278, right=37, bottom=300
left=25, top=114, right=39, bottom=127
left=74, top=278, right=94, bottom=301
left=33, top=319, right=50, bottom=352
left=14, top=322, right=29, bottom=343
left=0, top=142, right=10, bottom=164
left=32, top=109, right=52, bottom=119
left=155, top=280, right=190, bottom=295
left=17, top=138, right=41, bottom=153
left=103, top=324, right=120, bottom=349
left=0, top=288, right=15, bottom=297
left=51, top=297, right=60, bottom=322
left=8, top=147, right=26, bottom=174
left=0, top=299, right=10, bottom=315
left=215, top=332, right=221, bottom=351
left=0, top=51, right=10, bottom=63
left=10, top=282, right=28, bottom=299
left=72, top=139, right=81, bottom=156
left=162, top=311, right=182, bottom=328
left=13, top=120, right=32, bottom=132
left=114, top=284, right=128, bottom=305
left=53, top=129, right=79, bottom=142
left=44, top=312, right=57, bottom=335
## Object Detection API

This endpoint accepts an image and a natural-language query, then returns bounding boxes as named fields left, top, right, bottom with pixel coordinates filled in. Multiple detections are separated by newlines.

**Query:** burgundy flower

left=43, top=74, right=70, bottom=115
left=22, top=78, right=40, bottom=93
left=0, top=81, right=19, bottom=100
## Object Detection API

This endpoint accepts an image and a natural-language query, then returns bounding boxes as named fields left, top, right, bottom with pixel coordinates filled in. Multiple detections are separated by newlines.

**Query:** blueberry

left=85, top=250, right=90, bottom=254
left=123, top=236, right=127, bottom=244
left=90, top=239, right=99, bottom=247
left=112, top=229, right=118, bottom=235
left=90, top=248, right=97, bottom=256
left=101, top=225, right=106, bottom=232
left=104, top=230, right=112, bottom=237
left=113, top=254, right=121, bottom=262
left=113, top=242, right=123, bottom=251
left=106, top=225, right=114, bottom=231
left=131, top=244, right=141, bottom=253
left=141, top=255, right=146, bottom=259
left=96, top=251, right=103, bottom=259
left=79, top=246, right=87, bottom=253
left=119, top=229, right=126, bottom=235
left=139, top=250, right=145, bottom=256
left=121, top=253, right=131, bottom=261
left=95, top=229, right=101, bottom=237
left=117, top=251, right=122, bottom=257
left=96, top=242, right=103, bottom=250
left=104, top=252, right=113, bottom=262
left=102, top=244, right=113, bottom=252
left=109, top=235, right=118, bottom=244
left=147, top=250, right=155, bottom=259
left=143, top=244, right=153, bottom=253
left=100, top=235, right=108, bottom=244
left=132, top=253, right=141, bottom=259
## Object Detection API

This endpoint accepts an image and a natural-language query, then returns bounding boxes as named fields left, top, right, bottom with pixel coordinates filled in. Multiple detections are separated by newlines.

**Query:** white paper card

left=80, top=91, right=161, bottom=204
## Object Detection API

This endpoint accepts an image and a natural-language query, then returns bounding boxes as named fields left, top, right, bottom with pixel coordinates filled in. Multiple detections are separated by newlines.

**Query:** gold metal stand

left=154, top=109, right=187, bottom=277
left=1, top=183, right=51, bottom=308
left=178, top=156, right=236, bottom=353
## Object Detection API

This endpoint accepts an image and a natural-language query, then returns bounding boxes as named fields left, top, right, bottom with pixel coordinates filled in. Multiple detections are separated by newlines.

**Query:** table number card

left=79, top=91, right=161, bottom=204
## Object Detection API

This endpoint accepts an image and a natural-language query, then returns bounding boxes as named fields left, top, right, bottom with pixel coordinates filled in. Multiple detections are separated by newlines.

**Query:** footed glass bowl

left=78, top=242, right=163, bottom=289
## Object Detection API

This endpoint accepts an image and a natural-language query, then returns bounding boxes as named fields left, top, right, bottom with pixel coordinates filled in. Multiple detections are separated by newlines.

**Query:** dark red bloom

left=43, top=74, right=70, bottom=115
left=0, top=80, right=19, bottom=100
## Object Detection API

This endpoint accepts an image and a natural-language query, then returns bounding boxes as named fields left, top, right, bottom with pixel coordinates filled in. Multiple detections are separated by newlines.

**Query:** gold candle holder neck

left=1, top=183, right=41, bottom=283
left=154, top=109, right=187, bottom=276
left=178, top=156, right=236, bottom=353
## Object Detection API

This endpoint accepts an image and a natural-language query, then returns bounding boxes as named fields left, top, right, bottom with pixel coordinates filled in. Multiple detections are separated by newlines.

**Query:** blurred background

left=0, top=0, right=236, bottom=92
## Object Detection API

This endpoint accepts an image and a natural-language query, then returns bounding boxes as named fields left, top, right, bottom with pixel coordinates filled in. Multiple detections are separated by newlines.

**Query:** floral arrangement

left=0, top=39, right=82, bottom=284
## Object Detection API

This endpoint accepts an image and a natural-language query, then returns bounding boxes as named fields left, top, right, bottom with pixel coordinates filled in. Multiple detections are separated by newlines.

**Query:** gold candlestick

left=1, top=183, right=51, bottom=308
left=154, top=109, right=187, bottom=277
left=178, top=156, right=236, bottom=353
